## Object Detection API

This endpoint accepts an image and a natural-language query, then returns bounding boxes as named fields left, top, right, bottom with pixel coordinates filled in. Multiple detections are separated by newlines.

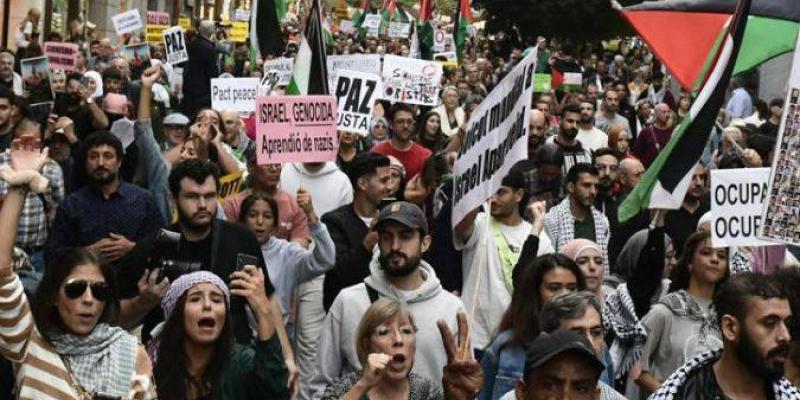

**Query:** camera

left=149, top=229, right=201, bottom=282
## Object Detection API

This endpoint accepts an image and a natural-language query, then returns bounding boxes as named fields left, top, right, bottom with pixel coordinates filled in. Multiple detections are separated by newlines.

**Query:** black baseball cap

left=374, top=201, right=428, bottom=235
left=524, top=329, right=604, bottom=376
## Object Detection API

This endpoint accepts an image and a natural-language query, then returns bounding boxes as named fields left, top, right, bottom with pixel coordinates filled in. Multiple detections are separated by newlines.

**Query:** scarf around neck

left=49, top=323, right=137, bottom=397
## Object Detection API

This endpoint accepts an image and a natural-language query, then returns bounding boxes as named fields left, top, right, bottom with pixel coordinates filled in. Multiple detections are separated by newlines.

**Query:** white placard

left=112, top=10, right=143, bottom=35
left=381, top=55, right=443, bottom=107
left=163, top=26, right=188, bottom=65
left=327, top=54, right=382, bottom=95
left=339, top=20, right=354, bottom=33
left=334, top=70, right=382, bottom=136
left=388, top=22, right=411, bottom=38
left=433, top=28, right=447, bottom=52
left=452, top=48, right=538, bottom=227
left=711, top=168, right=775, bottom=247
left=211, top=78, right=260, bottom=114
left=263, top=57, right=294, bottom=86
left=363, top=14, right=381, bottom=37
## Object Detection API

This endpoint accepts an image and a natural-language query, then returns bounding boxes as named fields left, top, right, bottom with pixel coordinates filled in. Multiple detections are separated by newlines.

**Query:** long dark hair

left=154, top=292, right=234, bottom=400
left=669, top=231, right=730, bottom=293
left=414, top=111, right=447, bottom=152
left=496, top=254, right=586, bottom=346
left=239, top=192, right=280, bottom=227
left=32, top=248, right=120, bottom=340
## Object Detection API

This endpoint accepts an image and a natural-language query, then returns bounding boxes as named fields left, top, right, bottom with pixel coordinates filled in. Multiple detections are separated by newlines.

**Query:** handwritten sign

left=256, top=96, right=338, bottom=163
left=43, top=42, right=79, bottom=72
left=381, top=55, right=443, bottom=106
left=112, top=10, right=143, bottom=35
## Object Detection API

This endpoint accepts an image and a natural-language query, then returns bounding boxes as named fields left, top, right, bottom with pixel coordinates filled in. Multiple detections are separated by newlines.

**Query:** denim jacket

left=478, top=330, right=525, bottom=400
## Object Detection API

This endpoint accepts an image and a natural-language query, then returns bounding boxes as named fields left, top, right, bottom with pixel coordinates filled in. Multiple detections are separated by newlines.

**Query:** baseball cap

left=374, top=201, right=428, bottom=235
left=524, top=329, right=604, bottom=376
left=164, top=113, right=190, bottom=126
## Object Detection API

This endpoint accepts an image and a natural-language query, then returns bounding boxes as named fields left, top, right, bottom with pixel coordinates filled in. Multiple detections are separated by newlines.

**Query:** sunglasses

left=63, top=279, right=111, bottom=302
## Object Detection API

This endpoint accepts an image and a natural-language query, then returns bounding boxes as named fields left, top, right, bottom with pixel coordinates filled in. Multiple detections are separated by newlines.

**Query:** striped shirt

left=0, top=271, right=156, bottom=399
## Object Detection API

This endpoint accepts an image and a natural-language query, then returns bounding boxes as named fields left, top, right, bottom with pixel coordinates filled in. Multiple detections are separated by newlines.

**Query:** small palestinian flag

left=287, top=0, right=329, bottom=96
left=551, top=58, right=583, bottom=93
left=618, top=0, right=753, bottom=222
left=617, top=0, right=798, bottom=91
left=251, top=0, right=285, bottom=58
left=453, top=0, right=472, bottom=63
left=417, top=0, right=434, bottom=60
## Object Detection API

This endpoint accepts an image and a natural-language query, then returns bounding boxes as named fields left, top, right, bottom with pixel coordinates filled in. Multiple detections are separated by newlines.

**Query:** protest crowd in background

left=2, top=0, right=800, bottom=399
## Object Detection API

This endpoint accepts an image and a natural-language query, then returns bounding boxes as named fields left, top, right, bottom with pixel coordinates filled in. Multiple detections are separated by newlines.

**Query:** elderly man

left=219, top=109, right=251, bottom=160
left=0, top=52, right=22, bottom=96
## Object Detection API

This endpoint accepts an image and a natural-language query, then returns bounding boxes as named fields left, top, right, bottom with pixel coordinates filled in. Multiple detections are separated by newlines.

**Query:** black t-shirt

left=117, top=220, right=274, bottom=344
left=681, top=360, right=775, bottom=400
left=760, top=120, right=780, bottom=138
left=665, top=195, right=711, bottom=256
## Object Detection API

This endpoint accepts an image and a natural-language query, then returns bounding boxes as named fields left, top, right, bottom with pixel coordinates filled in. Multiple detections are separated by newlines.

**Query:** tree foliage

left=476, top=0, right=640, bottom=43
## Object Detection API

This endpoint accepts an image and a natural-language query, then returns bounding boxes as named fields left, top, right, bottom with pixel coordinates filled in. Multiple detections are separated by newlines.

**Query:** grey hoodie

left=309, top=258, right=466, bottom=399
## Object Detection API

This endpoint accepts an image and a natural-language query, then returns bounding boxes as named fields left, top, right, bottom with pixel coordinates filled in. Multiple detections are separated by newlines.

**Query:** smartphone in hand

left=236, top=253, right=259, bottom=271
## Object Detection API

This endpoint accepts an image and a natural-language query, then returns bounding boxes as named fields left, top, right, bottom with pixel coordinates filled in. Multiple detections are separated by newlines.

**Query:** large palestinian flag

left=618, top=0, right=798, bottom=91
left=287, top=0, right=329, bottom=95
left=618, top=0, right=752, bottom=222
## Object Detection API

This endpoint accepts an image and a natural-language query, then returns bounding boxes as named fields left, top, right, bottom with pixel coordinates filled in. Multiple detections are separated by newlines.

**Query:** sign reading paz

left=711, top=168, right=774, bottom=247
left=43, top=42, right=79, bottom=71
left=381, top=55, right=443, bottom=107
left=334, top=70, right=382, bottom=136
left=112, top=10, right=143, bottom=35
left=452, top=48, right=538, bottom=227
left=163, top=27, right=188, bottom=65
left=256, top=96, right=338, bottom=164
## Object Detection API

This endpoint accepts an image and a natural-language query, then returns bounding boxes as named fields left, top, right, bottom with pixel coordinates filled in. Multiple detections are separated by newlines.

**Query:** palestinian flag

left=288, top=0, right=330, bottom=95
left=276, top=0, right=288, bottom=21
left=251, top=0, right=285, bottom=58
left=353, top=0, right=373, bottom=39
left=380, top=0, right=398, bottom=34
left=417, top=0, right=434, bottom=60
left=618, top=0, right=798, bottom=91
left=551, top=58, right=583, bottom=93
left=618, top=0, right=752, bottom=222
left=453, top=0, right=472, bottom=63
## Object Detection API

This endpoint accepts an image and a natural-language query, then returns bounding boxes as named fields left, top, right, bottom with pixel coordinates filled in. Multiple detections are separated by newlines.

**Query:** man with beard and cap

left=594, top=89, right=631, bottom=135
left=552, top=103, right=592, bottom=177
left=545, top=163, right=610, bottom=274
left=309, top=201, right=467, bottom=398
left=591, top=148, right=620, bottom=224
left=574, top=100, right=608, bottom=152
left=649, top=273, right=799, bottom=399
left=455, top=170, right=555, bottom=353
left=45, top=131, right=164, bottom=265
left=634, top=102, right=674, bottom=168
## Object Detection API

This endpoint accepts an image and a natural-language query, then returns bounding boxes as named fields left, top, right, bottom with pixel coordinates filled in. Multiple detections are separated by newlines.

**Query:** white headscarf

left=83, top=70, right=103, bottom=98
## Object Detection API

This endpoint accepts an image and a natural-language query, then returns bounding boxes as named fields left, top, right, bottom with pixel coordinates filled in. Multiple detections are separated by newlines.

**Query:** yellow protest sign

left=231, top=21, right=249, bottom=43
left=179, top=17, right=191, bottom=30
left=218, top=171, right=244, bottom=199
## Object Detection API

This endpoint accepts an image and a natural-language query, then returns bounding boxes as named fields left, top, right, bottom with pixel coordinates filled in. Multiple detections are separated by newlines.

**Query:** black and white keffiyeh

left=650, top=350, right=800, bottom=400
left=544, top=198, right=610, bottom=275
left=659, top=290, right=719, bottom=341
left=603, top=283, right=647, bottom=379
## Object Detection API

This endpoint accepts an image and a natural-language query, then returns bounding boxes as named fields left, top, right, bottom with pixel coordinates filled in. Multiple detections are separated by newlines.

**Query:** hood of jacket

left=290, top=162, right=341, bottom=178
left=364, top=255, right=444, bottom=304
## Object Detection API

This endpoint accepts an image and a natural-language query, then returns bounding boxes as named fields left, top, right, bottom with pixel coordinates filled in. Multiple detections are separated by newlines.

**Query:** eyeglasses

left=63, top=279, right=110, bottom=302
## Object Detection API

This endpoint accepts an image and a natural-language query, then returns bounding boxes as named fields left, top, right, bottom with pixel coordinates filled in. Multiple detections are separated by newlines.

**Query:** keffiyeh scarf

left=603, top=283, right=647, bottom=379
left=49, top=323, right=138, bottom=397
left=650, top=350, right=800, bottom=400
left=659, top=290, right=719, bottom=341
left=544, top=198, right=610, bottom=275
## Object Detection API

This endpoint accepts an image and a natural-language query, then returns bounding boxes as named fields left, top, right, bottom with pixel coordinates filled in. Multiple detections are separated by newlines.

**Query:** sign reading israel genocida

left=452, top=47, right=538, bottom=227
left=256, top=96, right=339, bottom=164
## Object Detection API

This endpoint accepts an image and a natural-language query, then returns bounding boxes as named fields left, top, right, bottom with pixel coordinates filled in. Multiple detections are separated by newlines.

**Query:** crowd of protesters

left=1, top=2, right=800, bottom=400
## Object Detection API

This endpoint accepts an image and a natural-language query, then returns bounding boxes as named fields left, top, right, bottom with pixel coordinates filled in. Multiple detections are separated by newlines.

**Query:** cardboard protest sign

left=211, top=78, right=260, bottom=114
left=452, top=48, right=538, bottom=227
left=433, top=29, right=448, bottom=52
left=43, top=42, right=79, bottom=72
left=533, top=73, right=552, bottom=93
left=256, top=96, right=338, bottom=164
left=381, top=55, right=443, bottom=107
left=388, top=22, right=411, bottom=38
left=112, top=10, right=143, bottom=35
left=326, top=54, right=381, bottom=95
left=21, top=56, right=54, bottom=105
left=231, top=21, right=249, bottom=43
left=363, top=14, right=381, bottom=37
left=179, top=16, right=191, bottom=30
left=711, top=168, right=774, bottom=247
left=263, top=58, right=294, bottom=86
left=122, top=44, right=151, bottom=70
left=146, top=12, right=170, bottom=45
left=163, top=26, right=188, bottom=65
left=334, top=70, right=382, bottom=136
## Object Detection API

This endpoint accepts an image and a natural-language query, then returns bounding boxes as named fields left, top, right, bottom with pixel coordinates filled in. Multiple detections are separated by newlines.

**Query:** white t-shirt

left=453, top=212, right=555, bottom=349
left=576, top=127, right=608, bottom=153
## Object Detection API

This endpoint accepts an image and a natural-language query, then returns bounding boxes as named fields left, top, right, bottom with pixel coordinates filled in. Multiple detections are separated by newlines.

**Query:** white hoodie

left=280, top=162, right=353, bottom=217
left=309, top=258, right=466, bottom=399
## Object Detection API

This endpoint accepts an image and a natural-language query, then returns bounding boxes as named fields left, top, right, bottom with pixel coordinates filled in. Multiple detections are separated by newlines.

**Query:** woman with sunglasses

left=0, top=134, right=156, bottom=399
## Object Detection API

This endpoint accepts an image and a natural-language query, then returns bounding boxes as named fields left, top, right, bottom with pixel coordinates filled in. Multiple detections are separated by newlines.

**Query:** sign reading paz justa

left=334, top=70, right=382, bottom=136
left=112, top=10, right=143, bottom=35
left=381, top=55, right=443, bottom=107
left=163, top=27, right=188, bottom=65
left=211, top=78, right=260, bottom=114
left=43, top=42, right=79, bottom=71
left=711, top=168, right=775, bottom=247
left=256, top=96, right=338, bottom=164
left=452, top=47, right=538, bottom=227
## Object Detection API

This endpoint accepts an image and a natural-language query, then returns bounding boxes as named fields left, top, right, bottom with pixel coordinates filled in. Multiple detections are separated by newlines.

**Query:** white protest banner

left=363, top=14, right=381, bottom=37
left=163, top=27, right=188, bottom=65
left=211, top=78, right=260, bottom=114
left=327, top=54, right=381, bottom=94
left=263, top=57, right=294, bottom=86
left=433, top=29, right=447, bottom=52
left=711, top=168, right=774, bottom=247
left=381, top=55, right=443, bottom=106
left=112, top=10, right=143, bottom=35
left=256, top=96, right=338, bottom=163
left=452, top=48, right=538, bottom=227
left=339, top=20, right=354, bottom=33
left=388, top=22, right=411, bottom=38
left=334, top=70, right=382, bottom=136
left=43, top=42, right=79, bottom=71
left=234, top=8, right=250, bottom=22
left=760, top=29, right=800, bottom=245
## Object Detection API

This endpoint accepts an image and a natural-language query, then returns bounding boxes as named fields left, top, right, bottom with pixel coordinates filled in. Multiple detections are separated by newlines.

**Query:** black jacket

left=321, top=204, right=372, bottom=312
left=181, top=35, right=219, bottom=118
left=118, top=220, right=273, bottom=344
